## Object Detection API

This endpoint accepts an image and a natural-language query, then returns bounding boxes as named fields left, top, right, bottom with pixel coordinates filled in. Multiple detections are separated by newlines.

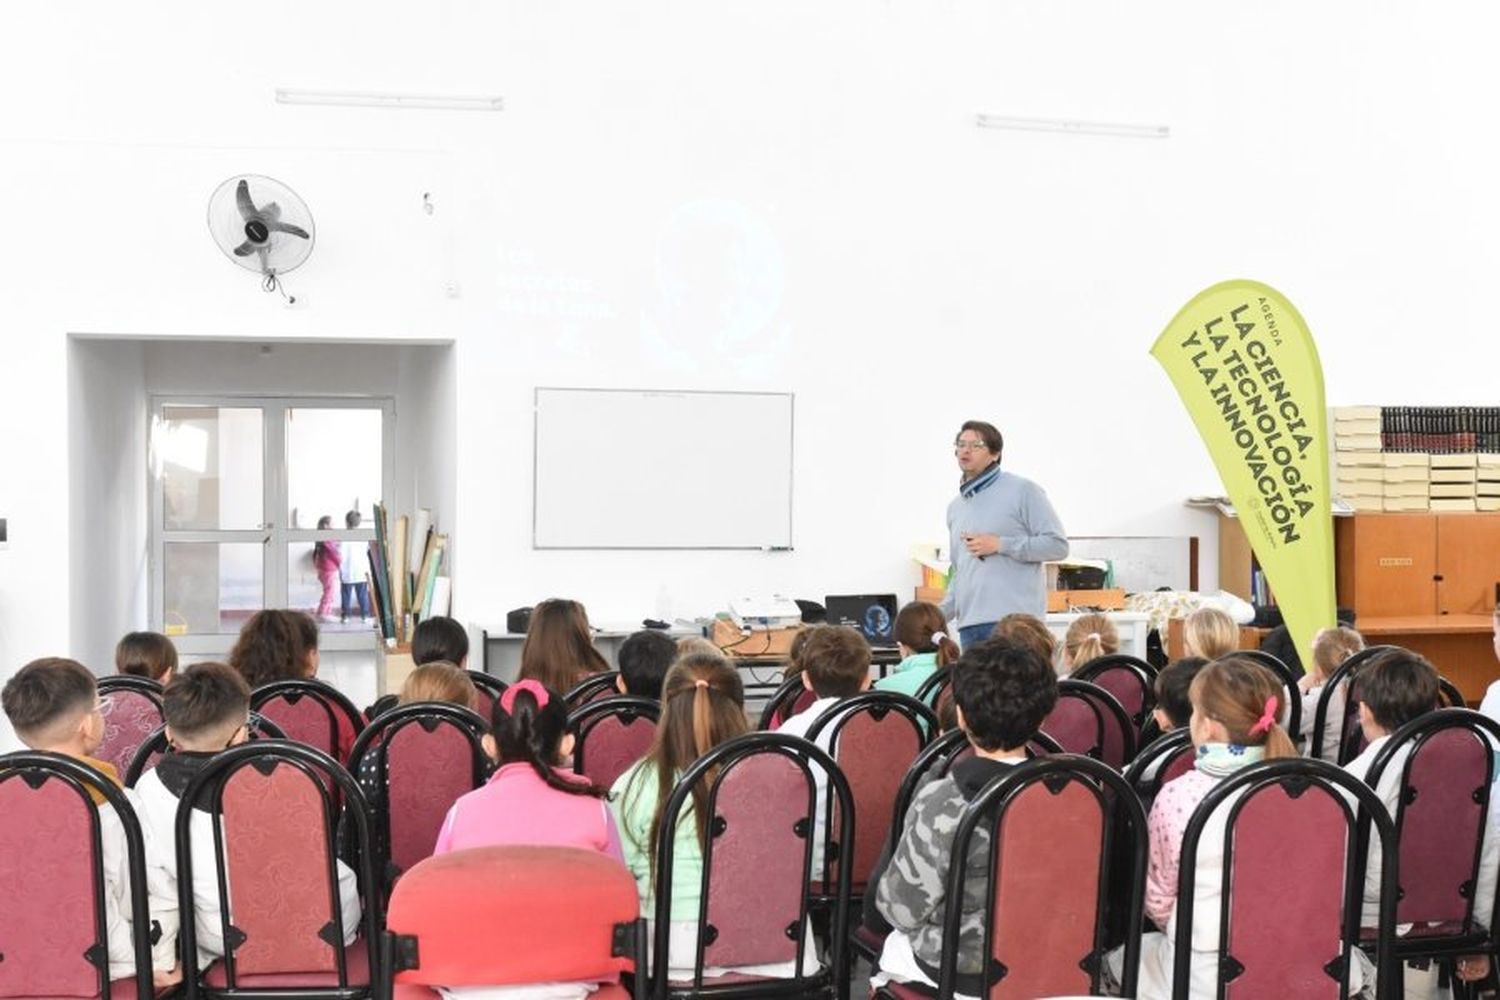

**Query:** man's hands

left=962, top=533, right=1001, bottom=558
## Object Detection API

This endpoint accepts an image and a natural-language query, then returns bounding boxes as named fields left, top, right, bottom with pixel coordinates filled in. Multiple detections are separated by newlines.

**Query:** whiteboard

left=1066, top=536, right=1197, bottom=593
left=533, top=388, right=794, bottom=549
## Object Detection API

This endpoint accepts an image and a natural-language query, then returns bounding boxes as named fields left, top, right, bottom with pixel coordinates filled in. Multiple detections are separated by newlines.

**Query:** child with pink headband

left=434, top=678, right=622, bottom=860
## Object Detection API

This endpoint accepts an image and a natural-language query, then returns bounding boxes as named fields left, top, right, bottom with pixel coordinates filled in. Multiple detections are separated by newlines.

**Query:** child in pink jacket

left=312, top=515, right=341, bottom=621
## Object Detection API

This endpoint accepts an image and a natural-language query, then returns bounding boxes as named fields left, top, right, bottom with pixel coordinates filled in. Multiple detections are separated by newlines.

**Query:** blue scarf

left=959, top=461, right=1002, bottom=499
left=1194, top=741, right=1266, bottom=778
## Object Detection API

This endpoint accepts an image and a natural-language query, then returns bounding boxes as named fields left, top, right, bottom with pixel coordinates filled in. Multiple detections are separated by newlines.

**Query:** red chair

left=805, top=692, right=938, bottom=899
left=1043, top=680, right=1136, bottom=768
left=175, top=739, right=379, bottom=998
left=873, top=755, right=1149, bottom=1000
left=0, top=752, right=155, bottom=1000
left=565, top=671, right=624, bottom=710
left=757, top=675, right=817, bottom=730
left=1357, top=708, right=1500, bottom=983
left=346, top=702, right=489, bottom=892
left=250, top=678, right=365, bottom=763
left=94, top=676, right=165, bottom=780
left=123, top=714, right=286, bottom=787
left=1069, top=653, right=1156, bottom=739
left=382, top=845, right=645, bottom=999
left=652, top=731, right=854, bottom=998
left=465, top=670, right=508, bottom=720
left=1171, top=758, right=1398, bottom=999
left=568, top=696, right=662, bottom=790
left=1123, top=728, right=1195, bottom=805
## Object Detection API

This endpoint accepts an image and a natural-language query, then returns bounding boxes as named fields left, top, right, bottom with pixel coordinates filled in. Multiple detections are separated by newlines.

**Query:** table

left=476, top=622, right=703, bottom=682
left=1355, top=614, right=1497, bottom=703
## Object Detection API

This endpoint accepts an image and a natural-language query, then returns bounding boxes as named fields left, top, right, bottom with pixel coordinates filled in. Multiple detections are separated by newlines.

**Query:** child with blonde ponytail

left=876, top=601, right=960, bottom=698
left=1109, top=657, right=1352, bottom=998
left=1059, top=613, right=1119, bottom=675
left=612, top=654, right=803, bottom=979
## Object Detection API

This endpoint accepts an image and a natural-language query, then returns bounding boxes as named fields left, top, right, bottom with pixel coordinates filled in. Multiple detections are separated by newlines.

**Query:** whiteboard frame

left=531, top=386, right=796, bottom=550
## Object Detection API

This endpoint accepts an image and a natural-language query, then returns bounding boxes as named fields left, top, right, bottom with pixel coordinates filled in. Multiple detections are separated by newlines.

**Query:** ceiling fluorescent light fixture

left=975, top=114, right=1168, bottom=139
left=276, top=89, right=504, bottom=111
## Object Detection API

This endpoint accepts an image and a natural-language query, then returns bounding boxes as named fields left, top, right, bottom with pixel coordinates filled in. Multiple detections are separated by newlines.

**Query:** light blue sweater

left=941, top=469, right=1068, bottom=628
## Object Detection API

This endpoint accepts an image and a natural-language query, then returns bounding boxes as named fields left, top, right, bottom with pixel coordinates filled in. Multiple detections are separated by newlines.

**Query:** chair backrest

left=653, top=731, right=853, bottom=996
left=1363, top=708, right=1500, bottom=935
left=1123, top=729, right=1194, bottom=804
left=175, top=740, right=379, bottom=991
left=347, top=703, right=489, bottom=885
left=1311, top=645, right=1398, bottom=763
left=922, top=755, right=1149, bottom=1000
left=1044, top=680, right=1136, bottom=768
left=250, top=679, right=365, bottom=763
left=564, top=671, right=623, bottom=710
left=1225, top=649, right=1303, bottom=744
left=913, top=666, right=953, bottom=709
left=465, top=670, right=508, bottom=721
left=0, top=753, right=154, bottom=1000
left=806, top=691, right=936, bottom=890
left=568, top=696, right=662, bottom=790
left=94, top=686, right=164, bottom=779
left=124, top=714, right=286, bottom=787
left=1173, top=758, right=1398, bottom=999
left=384, top=845, right=643, bottom=991
left=757, top=675, right=817, bottom=730
left=1070, top=654, right=1156, bottom=736
left=1438, top=676, right=1467, bottom=709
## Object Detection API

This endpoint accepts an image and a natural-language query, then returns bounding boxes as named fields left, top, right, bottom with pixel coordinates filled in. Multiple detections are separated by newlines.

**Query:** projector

left=727, top=595, right=803, bottom=630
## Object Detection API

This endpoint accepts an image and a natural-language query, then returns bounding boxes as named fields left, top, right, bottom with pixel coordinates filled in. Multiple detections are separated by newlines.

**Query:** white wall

left=4, top=3, right=1500, bottom=740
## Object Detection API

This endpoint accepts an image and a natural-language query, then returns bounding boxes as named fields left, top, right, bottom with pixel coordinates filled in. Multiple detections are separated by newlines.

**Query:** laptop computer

left=824, top=593, right=900, bottom=649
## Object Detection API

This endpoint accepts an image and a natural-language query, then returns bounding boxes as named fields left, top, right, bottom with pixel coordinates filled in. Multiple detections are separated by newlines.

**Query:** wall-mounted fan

left=207, top=175, right=315, bottom=301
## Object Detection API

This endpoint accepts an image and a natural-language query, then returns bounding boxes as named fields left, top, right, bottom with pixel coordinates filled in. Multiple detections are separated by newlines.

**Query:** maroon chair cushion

left=1223, top=782, right=1347, bottom=996
left=220, top=761, right=347, bottom=977
left=702, top=753, right=810, bottom=970
left=577, top=712, right=656, bottom=790
left=1088, top=667, right=1146, bottom=726
left=385, top=722, right=481, bottom=873
left=1042, top=697, right=1100, bottom=758
left=1395, top=727, right=1489, bottom=925
left=831, top=709, right=925, bottom=888
left=990, top=779, right=1101, bottom=999
left=0, top=778, right=105, bottom=998
left=1161, top=745, right=1196, bottom=784
left=257, top=693, right=342, bottom=759
left=388, top=846, right=639, bottom=987
left=95, top=691, right=163, bottom=779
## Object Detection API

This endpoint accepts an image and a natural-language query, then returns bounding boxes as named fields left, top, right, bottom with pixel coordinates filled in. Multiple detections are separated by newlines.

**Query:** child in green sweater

left=875, top=601, right=959, bottom=701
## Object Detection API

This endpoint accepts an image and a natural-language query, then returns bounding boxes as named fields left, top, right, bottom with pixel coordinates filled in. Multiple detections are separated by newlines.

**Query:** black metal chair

left=650, top=731, right=854, bottom=999
left=1123, top=728, right=1194, bottom=803
left=1229, top=648, right=1305, bottom=746
left=98, top=674, right=165, bottom=696
left=1438, top=675, right=1468, bottom=709
left=250, top=678, right=366, bottom=763
left=1171, top=758, right=1398, bottom=999
left=1044, top=679, right=1137, bottom=767
left=567, top=695, right=662, bottom=790
left=911, top=666, right=952, bottom=710
left=564, top=671, right=624, bottom=709
left=756, top=675, right=817, bottom=731
left=874, top=755, right=1149, bottom=1000
left=124, top=713, right=286, bottom=787
left=0, top=752, right=156, bottom=1000
left=466, top=669, right=508, bottom=720
left=175, top=739, right=380, bottom=998
left=1311, top=645, right=1402, bottom=764
left=1070, top=653, right=1157, bottom=737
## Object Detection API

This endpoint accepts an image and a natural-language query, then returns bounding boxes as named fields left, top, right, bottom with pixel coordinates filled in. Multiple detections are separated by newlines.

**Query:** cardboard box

left=378, top=645, right=416, bottom=697
left=915, top=586, right=946, bottom=604
left=1046, top=588, right=1125, bottom=612
left=710, top=617, right=803, bottom=658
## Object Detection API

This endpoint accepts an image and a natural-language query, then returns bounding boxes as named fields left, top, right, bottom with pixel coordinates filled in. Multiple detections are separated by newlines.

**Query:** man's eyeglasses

left=954, top=440, right=990, bottom=452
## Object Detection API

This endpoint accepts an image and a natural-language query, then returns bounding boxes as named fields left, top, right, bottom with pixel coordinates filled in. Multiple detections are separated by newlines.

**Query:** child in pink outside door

left=312, top=514, right=341, bottom=621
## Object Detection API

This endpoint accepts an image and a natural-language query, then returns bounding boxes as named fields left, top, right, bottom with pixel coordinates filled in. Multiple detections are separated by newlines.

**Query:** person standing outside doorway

left=942, top=420, right=1068, bottom=648
left=340, top=509, right=372, bottom=623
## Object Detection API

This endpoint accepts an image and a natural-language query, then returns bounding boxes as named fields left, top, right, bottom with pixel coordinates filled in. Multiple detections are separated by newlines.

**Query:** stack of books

left=1333, top=407, right=1384, bottom=511
left=1478, top=455, right=1500, bottom=512
left=1381, top=406, right=1500, bottom=453
left=368, top=502, right=451, bottom=646
left=1429, top=454, right=1478, bottom=512
left=1382, top=453, right=1430, bottom=512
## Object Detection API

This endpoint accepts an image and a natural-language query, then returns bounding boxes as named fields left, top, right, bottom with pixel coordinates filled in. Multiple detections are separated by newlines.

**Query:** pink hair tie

left=1249, top=695, right=1279, bottom=736
left=500, top=678, right=551, bottom=714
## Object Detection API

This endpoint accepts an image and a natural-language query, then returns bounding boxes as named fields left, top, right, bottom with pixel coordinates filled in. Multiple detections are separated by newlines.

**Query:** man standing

left=942, top=420, right=1068, bottom=648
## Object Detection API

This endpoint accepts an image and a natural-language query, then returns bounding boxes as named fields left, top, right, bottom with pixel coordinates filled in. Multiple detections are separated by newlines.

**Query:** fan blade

left=263, top=202, right=281, bottom=222
left=270, top=222, right=310, bottom=239
left=235, top=180, right=256, bottom=221
left=232, top=240, right=257, bottom=257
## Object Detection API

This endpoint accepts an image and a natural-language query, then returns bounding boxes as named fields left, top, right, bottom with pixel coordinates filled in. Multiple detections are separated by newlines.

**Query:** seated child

left=870, top=638, right=1058, bottom=997
left=2, top=658, right=177, bottom=987
left=1300, top=625, right=1365, bottom=762
left=115, top=631, right=179, bottom=685
left=875, top=601, right=959, bottom=700
left=134, top=662, right=361, bottom=971
left=991, top=612, right=1057, bottom=665
left=1153, top=657, right=1208, bottom=734
left=616, top=629, right=678, bottom=700
left=1341, top=648, right=1494, bottom=994
left=1109, top=657, right=1321, bottom=999
left=775, top=625, right=872, bottom=872
left=435, top=679, right=619, bottom=858
left=613, top=655, right=810, bottom=980
left=1059, top=613, right=1119, bottom=676
left=1182, top=606, right=1238, bottom=660
left=411, top=615, right=470, bottom=670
